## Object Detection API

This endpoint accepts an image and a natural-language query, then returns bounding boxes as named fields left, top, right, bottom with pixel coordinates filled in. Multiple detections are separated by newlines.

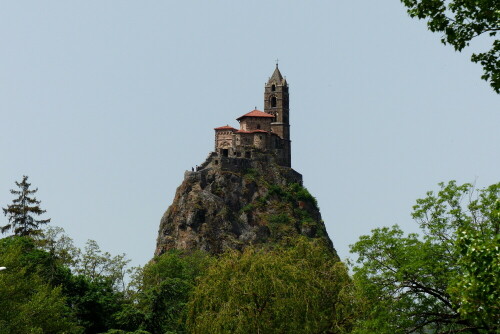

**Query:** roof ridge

left=236, top=109, right=275, bottom=120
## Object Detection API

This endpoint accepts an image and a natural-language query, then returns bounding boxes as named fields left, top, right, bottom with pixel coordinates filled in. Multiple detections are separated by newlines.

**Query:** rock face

left=155, top=153, right=335, bottom=256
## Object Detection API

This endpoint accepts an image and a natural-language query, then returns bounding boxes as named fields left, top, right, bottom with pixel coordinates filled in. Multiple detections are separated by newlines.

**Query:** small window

left=257, top=124, right=261, bottom=129
left=271, top=96, right=277, bottom=107
left=271, top=84, right=276, bottom=91
left=215, top=160, right=219, bottom=165
left=245, top=151, right=251, bottom=159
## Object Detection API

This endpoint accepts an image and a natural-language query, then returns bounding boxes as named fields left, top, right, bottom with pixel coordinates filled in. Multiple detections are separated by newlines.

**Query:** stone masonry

left=212, top=65, right=292, bottom=168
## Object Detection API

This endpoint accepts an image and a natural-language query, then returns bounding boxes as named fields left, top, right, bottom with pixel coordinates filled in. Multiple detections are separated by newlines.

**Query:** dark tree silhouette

left=2, top=175, right=51, bottom=236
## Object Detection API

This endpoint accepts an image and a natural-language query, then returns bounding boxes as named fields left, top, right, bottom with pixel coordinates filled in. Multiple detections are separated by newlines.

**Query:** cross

left=275, top=58, right=279, bottom=67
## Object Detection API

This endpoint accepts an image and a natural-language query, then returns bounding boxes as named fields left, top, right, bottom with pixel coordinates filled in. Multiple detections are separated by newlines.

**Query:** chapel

left=214, top=65, right=292, bottom=167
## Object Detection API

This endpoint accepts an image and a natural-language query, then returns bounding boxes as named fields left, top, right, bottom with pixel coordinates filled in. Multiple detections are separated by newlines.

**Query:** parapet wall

left=191, top=150, right=302, bottom=185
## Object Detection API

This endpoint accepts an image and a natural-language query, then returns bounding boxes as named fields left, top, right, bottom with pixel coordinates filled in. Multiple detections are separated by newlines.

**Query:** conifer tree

left=2, top=175, right=51, bottom=236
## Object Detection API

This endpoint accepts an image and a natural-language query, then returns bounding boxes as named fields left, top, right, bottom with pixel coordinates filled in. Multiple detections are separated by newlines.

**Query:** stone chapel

left=213, top=65, right=292, bottom=168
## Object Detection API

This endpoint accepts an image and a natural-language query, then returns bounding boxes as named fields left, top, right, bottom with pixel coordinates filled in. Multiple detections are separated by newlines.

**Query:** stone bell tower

left=264, top=64, right=291, bottom=167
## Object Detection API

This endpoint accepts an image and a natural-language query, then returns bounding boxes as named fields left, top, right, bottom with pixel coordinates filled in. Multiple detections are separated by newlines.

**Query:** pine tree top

left=2, top=175, right=51, bottom=237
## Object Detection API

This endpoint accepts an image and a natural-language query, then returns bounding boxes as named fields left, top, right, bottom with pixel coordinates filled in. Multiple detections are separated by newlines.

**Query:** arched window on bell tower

left=271, top=84, right=276, bottom=91
left=271, top=96, right=277, bottom=107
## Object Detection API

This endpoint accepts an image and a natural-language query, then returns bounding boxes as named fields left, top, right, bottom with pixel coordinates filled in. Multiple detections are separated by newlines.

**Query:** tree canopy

left=0, top=228, right=136, bottom=334
left=129, top=250, right=213, bottom=334
left=400, top=0, right=500, bottom=93
left=187, top=238, right=357, bottom=334
left=3, top=175, right=498, bottom=333
left=350, top=181, right=500, bottom=333
left=0, top=237, right=80, bottom=334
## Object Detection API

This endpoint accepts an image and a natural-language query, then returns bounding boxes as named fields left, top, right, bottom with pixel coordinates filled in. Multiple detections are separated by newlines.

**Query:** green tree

left=350, top=181, right=500, bottom=333
left=187, top=237, right=357, bottom=334
left=76, top=239, right=131, bottom=292
left=35, top=225, right=81, bottom=268
left=400, top=0, right=500, bottom=93
left=120, top=250, right=212, bottom=334
left=62, top=274, right=127, bottom=334
left=0, top=223, right=139, bottom=334
left=2, top=175, right=51, bottom=236
left=27, top=229, right=135, bottom=334
left=448, top=186, right=500, bottom=329
left=57, top=238, right=135, bottom=333
left=0, top=237, right=80, bottom=334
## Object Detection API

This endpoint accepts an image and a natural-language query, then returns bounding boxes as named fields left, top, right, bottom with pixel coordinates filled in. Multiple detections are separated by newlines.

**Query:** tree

left=0, top=225, right=140, bottom=333
left=75, top=239, right=131, bottom=292
left=350, top=181, right=499, bottom=333
left=2, top=175, right=51, bottom=236
left=61, top=273, right=126, bottom=334
left=448, top=185, right=500, bottom=329
left=117, top=250, right=213, bottom=334
left=0, top=237, right=80, bottom=334
left=36, top=226, right=81, bottom=268
left=187, top=237, right=357, bottom=334
left=400, top=0, right=500, bottom=93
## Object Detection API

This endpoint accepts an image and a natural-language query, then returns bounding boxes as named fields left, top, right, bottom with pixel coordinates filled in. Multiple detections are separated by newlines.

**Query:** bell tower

left=264, top=64, right=291, bottom=167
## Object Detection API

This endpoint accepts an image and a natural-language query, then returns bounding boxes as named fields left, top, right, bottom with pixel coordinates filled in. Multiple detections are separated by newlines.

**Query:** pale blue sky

left=1, top=1, right=498, bottom=266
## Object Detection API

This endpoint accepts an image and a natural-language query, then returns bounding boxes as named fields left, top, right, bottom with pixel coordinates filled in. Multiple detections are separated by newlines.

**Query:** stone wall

left=196, top=150, right=301, bottom=184
left=239, top=117, right=272, bottom=132
left=215, top=130, right=235, bottom=150
left=252, top=132, right=268, bottom=150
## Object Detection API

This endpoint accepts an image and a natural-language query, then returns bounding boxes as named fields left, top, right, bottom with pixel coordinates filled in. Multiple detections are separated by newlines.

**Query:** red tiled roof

left=237, top=109, right=275, bottom=120
left=214, top=125, right=237, bottom=131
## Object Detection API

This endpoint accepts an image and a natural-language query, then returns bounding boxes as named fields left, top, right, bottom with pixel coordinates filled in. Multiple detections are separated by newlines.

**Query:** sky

left=1, top=1, right=498, bottom=267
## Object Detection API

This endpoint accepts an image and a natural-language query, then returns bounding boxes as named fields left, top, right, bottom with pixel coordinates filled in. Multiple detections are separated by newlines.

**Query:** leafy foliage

left=351, top=181, right=500, bottom=333
left=449, top=184, right=500, bottom=328
left=0, top=228, right=136, bottom=334
left=36, top=226, right=81, bottom=268
left=266, top=182, right=318, bottom=208
left=267, top=213, right=296, bottom=239
left=243, top=180, right=329, bottom=244
left=2, top=175, right=51, bottom=236
left=75, top=239, right=132, bottom=292
left=0, top=237, right=80, bottom=334
left=45, top=232, right=134, bottom=333
left=400, top=0, right=500, bottom=93
left=187, top=237, right=356, bottom=334
left=122, top=250, right=213, bottom=334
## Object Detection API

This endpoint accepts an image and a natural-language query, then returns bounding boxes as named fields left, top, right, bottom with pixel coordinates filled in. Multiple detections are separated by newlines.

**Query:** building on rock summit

left=191, top=65, right=301, bottom=185
left=212, top=65, right=292, bottom=168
